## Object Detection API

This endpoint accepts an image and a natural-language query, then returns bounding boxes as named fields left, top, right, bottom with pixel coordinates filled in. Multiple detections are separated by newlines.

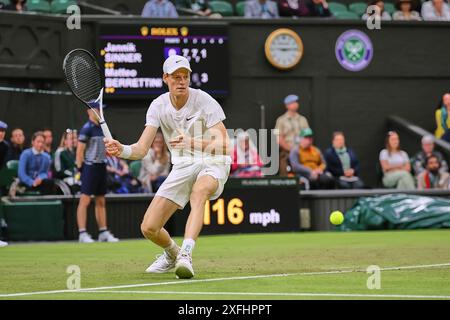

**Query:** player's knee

left=190, top=188, right=210, bottom=205
left=140, top=221, right=160, bottom=238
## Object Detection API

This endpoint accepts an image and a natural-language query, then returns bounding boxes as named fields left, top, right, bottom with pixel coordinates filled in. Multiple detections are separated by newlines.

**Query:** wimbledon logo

left=335, top=30, right=373, bottom=72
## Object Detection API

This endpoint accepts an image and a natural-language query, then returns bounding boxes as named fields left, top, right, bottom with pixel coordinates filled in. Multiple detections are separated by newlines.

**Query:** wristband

left=119, top=145, right=132, bottom=159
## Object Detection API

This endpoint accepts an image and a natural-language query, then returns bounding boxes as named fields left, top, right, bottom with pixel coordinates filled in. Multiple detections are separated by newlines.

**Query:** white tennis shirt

left=146, top=88, right=230, bottom=165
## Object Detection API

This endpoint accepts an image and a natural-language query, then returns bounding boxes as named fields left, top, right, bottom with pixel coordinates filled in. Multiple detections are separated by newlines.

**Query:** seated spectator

left=5, top=127, right=25, bottom=163
left=139, top=132, right=170, bottom=192
left=411, top=135, right=448, bottom=177
left=106, top=155, right=142, bottom=194
left=231, top=131, right=263, bottom=178
left=289, top=128, right=335, bottom=189
left=176, top=0, right=220, bottom=17
left=379, top=131, right=415, bottom=189
left=324, top=131, right=365, bottom=189
left=54, top=130, right=79, bottom=190
left=18, top=131, right=55, bottom=195
left=275, top=94, right=310, bottom=176
left=245, top=0, right=279, bottom=18
left=3, top=0, right=27, bottom=12
left=278, top=0, right=310, bottom=17
left=42, top=127, right=53, bottom=155
left=417, top=154, right=450, bottom=189
left=362, top=0, right=392, bottom=20
left=421, top=0, right=450, bottom=20
left=0, top=121, right=9, bottom=168
left=434, top=93, right=450, bottom=142
left=307, top=0, right=331, bottom=17
left=142, top=0, right=179, bottom=18
left=393, top=0, right=422, bottom=20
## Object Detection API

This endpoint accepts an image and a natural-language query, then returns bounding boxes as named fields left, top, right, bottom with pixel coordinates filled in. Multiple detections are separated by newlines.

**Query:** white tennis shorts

left=155, top=160, right=231, bottom=209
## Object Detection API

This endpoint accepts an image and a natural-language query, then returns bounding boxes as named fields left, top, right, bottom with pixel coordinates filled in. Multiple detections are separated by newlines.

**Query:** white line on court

left=1, top=262, right=449, bottom=298
left=78, top=290, right=450, bottom=300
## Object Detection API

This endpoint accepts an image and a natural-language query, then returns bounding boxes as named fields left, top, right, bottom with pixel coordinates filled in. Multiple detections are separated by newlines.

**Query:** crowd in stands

left=271, top=92, right=450, bottom=190
left=1, top=93, right=450, bottom=194
left=1, top=0, right=449, bottom=21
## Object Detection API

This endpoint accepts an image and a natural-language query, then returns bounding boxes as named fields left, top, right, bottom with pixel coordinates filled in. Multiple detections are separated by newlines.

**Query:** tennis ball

left=330, top=211, right=344, bottom=225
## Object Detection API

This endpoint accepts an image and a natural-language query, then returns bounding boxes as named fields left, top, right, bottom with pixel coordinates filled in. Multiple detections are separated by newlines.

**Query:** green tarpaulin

left=340, top=193, right=450, bottom=231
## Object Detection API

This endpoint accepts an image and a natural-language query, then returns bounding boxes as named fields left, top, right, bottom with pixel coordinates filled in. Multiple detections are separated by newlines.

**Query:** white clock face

left=269, top=34, right=302, bottom=68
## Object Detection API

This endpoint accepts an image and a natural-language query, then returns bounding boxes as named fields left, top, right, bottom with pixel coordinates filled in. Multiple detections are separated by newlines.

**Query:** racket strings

left=64, top=51, right=102, bottom=104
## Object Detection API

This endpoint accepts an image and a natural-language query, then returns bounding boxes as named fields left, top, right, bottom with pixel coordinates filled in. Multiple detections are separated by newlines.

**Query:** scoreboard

left=98, top=23, right=229, bottom=98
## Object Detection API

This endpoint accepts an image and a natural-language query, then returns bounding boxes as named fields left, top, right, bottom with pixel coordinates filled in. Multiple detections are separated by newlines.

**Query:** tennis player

left=104, top=55, right=231, bottom=279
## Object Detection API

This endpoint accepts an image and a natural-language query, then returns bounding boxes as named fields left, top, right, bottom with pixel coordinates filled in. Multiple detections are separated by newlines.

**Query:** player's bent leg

left=175, top=175, right=218, bottom=279
left=142, top=196, right=181, bottom=273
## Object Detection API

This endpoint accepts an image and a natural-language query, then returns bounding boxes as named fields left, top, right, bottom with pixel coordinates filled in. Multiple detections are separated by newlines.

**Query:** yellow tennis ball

left=330, top=211, right=344, bottom=225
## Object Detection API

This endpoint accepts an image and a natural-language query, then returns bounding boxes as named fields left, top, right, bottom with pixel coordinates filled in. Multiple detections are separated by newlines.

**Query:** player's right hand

left=104, top=138, right=122, bottom=157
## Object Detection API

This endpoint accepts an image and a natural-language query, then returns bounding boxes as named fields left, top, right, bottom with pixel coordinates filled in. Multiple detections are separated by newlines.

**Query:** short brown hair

left=32, top=131, right=45, bottom=142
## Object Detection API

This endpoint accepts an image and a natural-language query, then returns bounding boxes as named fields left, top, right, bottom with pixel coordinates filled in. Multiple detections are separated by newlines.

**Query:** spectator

left=142, top=0, right=179, bottom=18
left=53, top=129, right=78, bottom=190
left=278, top=0, right=310, bottom=17
left=0, top=121, right=9, bottom=168
left=139, top=131, right=170, bottom=192
left=18, top=131, right=55, bottom=195
left=411, top=135, right=448, bottom=177
left=5, top=127, right=25, bottom=163
left=421, top=0, right=450, bottom=20
left=76, top=102, right=118, bottom=243
left=417, top=154, right=450, bottom=189
left=362, top=0, right=392, bottom=20
left=3, top=0, right=27, bottom=12
left=307, top=0, right=331, bottom=17
left=274, top=94, right=310, bottom=176
left=289, top=128, right=335, bottom=189
left=231, top=131, right=264, bottom=178
left=42, top=127, right=53, bottom=155
left=379, top=131, right=415, bottom=189
left=393, top=0, right=422, bottom=20
left=245, top=0, right=279, bottom=18
left=176, top=0, right=220, bottom=17
left=435, top=93, right=450, bottom=142
left=324, top=131, right=365, bottom=189
left=106, top=155, right=142, bottom=194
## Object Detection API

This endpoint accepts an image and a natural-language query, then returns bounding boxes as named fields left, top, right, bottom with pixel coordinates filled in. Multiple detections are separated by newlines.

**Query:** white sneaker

left=79, top=232, right=94, bottom=243
left=175, top=252, right=195, bottom=279
left=145, top=251, right=176, bottom=273
left=98, top=230, right=119, bottom=242
left=0, top=240, right=8, bottom=247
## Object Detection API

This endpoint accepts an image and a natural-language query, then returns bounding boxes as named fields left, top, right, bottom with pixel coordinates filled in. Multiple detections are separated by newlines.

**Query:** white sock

left=164, top=239, right=180, bottom=258
left=181, top=238, right=195, bottom=256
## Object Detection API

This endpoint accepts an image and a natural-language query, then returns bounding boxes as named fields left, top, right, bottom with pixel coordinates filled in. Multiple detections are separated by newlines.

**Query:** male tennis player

left=104, top=55, right=231, bottom=279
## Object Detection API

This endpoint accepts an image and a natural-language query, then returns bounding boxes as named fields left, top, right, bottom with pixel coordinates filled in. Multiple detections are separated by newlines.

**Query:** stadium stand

left=208, top=0, right=234, bottom=16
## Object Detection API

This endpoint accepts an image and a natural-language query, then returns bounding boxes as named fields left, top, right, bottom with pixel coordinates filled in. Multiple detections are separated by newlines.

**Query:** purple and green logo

left=335, top=30, right=373, bottom=72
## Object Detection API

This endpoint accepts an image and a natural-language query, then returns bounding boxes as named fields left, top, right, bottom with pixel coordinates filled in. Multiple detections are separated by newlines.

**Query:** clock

left=264, top=28, right=304, bottom=70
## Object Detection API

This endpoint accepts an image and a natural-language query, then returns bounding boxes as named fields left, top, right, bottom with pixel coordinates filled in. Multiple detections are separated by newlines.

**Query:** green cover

left=340, top=193, right=450, bottom=231
left=2, top=200, right=64, bottom=241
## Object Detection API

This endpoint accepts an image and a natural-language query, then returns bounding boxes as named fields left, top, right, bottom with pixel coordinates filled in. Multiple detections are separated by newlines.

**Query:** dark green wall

left=0, top=12, right=449, bottom=186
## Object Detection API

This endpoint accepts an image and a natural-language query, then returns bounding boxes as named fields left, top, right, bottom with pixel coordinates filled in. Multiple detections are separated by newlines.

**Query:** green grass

left=1, top=230, right=450, bottom=300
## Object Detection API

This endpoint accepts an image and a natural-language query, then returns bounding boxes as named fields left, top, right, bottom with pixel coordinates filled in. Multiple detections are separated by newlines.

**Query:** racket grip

left=100, top=122, right=113, bottom=140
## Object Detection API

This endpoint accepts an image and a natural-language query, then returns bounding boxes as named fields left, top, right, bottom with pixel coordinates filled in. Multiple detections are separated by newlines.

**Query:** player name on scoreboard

left=98, top=23, right=229, bottom=98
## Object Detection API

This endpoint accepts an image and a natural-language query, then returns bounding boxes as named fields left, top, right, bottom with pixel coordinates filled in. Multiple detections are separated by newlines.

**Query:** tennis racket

left=63, top=49, right=112, bottom=140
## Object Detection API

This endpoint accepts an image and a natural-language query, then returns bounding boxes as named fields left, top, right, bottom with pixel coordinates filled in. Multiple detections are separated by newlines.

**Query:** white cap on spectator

left=422, top=135, right=434, bottom=144
left=163, top=55, right=192, bottom=75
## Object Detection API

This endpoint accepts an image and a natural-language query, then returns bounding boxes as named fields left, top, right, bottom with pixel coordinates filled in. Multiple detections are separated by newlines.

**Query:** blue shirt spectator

left=245, top=0, right=279, bottom=18
left=142, top=0, right=179, bottom=18
left=18, top=132, right=51, bottom=188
